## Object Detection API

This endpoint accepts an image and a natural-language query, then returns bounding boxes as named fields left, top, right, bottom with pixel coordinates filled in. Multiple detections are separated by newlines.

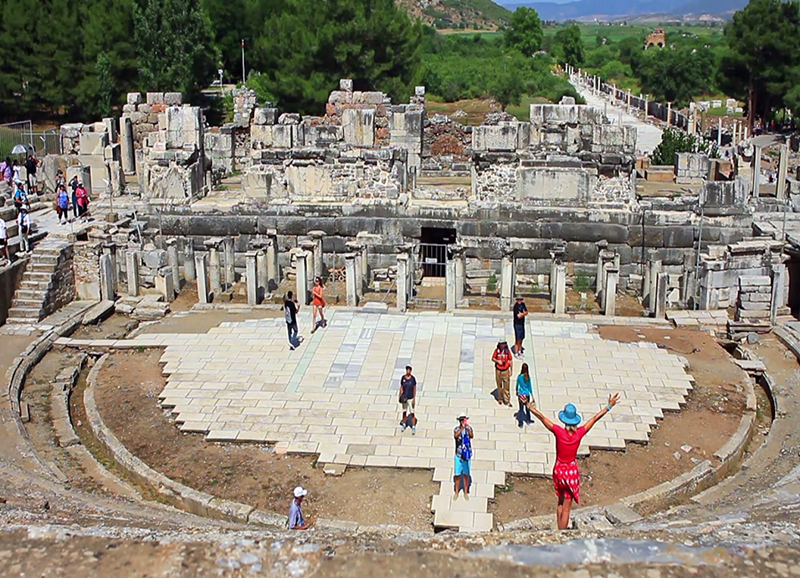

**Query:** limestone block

left=127, top=92, right=142, bottom=105
left=342, top=108, right=375, bottom=146
left=142, top=249, right=168, bottom=269
left=253, top=108, right=278, bottom=125
left=272, top=125, right=294, bottom=148
left=529, top=104, right=580, bottom=127
left=146, top=92, right=165, bottom=105
left=278, top=113, right=301, bottom=125
left=328, top=91, right=352, bottom=104
left=79, top=132, right=109, bottom=156
left=164, top=92, right=183, bottom=106
left=164, top=106, right=203, bottom=149
left=473, top=123, right=523, bottom=152
left=250, top=124, right=273, bottom=148
left=301, top=125, right=342, bottom=147
left=339, top=78, right=354, bottom=92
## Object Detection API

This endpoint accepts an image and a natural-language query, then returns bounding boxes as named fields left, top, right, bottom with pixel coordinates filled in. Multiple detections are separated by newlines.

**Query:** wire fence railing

left=0, top=121, right=61, bottom=159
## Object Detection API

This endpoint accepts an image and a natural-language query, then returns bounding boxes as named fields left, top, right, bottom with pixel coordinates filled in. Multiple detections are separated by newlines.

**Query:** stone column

left=156, top=270, right=174, bottom=301
left=245, top=251, right=258, bottom=305
left=604, top=267, right=619, bottom=316
left=355, top=233, right=370, bottom=282
left=205, top=239, right=223, bottom=297
left=309, top=230, right=326, bottom=280
left=223, top=236, right=235, bottom=289
left=681, top=252, right=696, bottom=307
left=299, top=240, right=316, bottom=291
left=295, top=250, right=309, bottom=305
left=596, top=247, right=610, bottom=294
left=195, top=254, right=209, bottom=304
left=103, top=117, right=118, bottom=143
left=553, top=264, right=566, bottom=315
left=654, top=272, right=668, bottom=319
left=666, top=102, right=672, bottom=126
left=445, top=259, right=456, bottom=312
left=166, top=238, right=180, bottom=292
left=101, top=242, right=117, bottom=290
left=346, top=241, right=364, bottom=298
left=256, top=249, right=267, bottom=302
left=752, top=145, right=762, bottom=198
left=120, top=116, right=135, bottom=175
left=125, top=250, right=139, bottom=297
left=100, top=254, right=115, bottom=301
left=648, top=259, right=662, bottom=309
left=717, top=117, right=723, bottom=148
left=266, top=230, right=279, bottom=291
left=396, top=253, right=409, bottom=312
left=452, top=245, right=466, bottom=306
left=500, top=249, right=517, bottom=313
left=771, top=263, right=786, bottom=324
left=550, top=246, right=566, bottom=302
left=776, top=144, right=789, bottom=201
left=183, top=241, right=196, bottom=281
left=344, top=252, right=358, bottom=307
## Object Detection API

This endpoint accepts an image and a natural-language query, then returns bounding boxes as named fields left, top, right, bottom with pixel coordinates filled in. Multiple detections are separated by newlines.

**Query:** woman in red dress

left=311, top=277, right=326, bottom=333
left=526, top=392, right=620, bottom=530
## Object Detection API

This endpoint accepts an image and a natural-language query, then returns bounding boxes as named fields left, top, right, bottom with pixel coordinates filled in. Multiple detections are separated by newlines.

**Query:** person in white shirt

left=0, top=217, right=9, bottom=262
left=17, top=208, right=31, bottom=253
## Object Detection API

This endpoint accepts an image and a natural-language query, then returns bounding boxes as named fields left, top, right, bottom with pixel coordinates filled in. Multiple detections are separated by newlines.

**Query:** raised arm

left=525, top=400, right=555, bottom=432
left=583, top=393, right=620, bottom=434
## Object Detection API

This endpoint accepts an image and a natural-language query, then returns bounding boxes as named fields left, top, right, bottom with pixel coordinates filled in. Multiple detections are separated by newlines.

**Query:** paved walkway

left=58, top=309, right=695, bottom=532
left=571, top=74, right=663, bottom=155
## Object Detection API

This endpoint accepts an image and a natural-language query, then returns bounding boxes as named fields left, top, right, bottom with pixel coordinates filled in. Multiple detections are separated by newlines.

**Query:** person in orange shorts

left=311, top=277, right=327, bottom=333
left=526, top=392, right=620, bottom=530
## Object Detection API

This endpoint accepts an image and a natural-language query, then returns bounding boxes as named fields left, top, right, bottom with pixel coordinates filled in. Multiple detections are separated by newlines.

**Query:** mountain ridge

left=499, top=0, right=747, bottom=20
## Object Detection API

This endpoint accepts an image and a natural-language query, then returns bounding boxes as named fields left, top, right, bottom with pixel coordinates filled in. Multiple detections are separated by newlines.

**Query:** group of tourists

left=283, top=287, right=620, bottom=531
left=56, top=172, right=90, bottom=224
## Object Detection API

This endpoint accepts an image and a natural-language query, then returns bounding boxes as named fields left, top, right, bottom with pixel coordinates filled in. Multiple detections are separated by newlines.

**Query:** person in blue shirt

left=289, top=486, right=308, bottom=530
left=516, top=363, right=533, bottom=428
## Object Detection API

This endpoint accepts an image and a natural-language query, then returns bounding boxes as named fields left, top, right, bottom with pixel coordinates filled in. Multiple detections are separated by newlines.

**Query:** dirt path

left=93, top=349, right=437, bottom=531
left=490, top=326, right=749, bottom=525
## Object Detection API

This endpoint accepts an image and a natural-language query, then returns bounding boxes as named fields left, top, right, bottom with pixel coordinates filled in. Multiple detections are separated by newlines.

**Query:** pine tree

left=253, top=0, right=422, bottom=114
left=134, top=0, right=219, bottom=96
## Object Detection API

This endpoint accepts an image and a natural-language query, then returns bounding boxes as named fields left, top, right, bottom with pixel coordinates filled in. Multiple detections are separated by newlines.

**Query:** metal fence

left=418, top=243, right=449, bottom=278
left=0, top=122, right=60, bottom=158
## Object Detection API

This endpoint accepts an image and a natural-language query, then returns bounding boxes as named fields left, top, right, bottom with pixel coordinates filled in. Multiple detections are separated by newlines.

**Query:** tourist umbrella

left=10, top=143, right=32, bottom=156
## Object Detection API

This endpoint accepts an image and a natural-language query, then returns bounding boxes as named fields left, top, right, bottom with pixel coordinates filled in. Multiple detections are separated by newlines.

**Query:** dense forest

left=0, top=0, right=795, bottom=131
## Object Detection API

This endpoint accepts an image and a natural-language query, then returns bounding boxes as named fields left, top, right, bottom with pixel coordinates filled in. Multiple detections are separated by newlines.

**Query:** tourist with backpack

left=399, top=365, right=417, bottom=435
left=453, top=415, right=473, bottom=501
left=284, top=290, right=301, bottom=350
left=13, top=182, right=27, bottom=215
left=492, top=340, right=513, bottom=406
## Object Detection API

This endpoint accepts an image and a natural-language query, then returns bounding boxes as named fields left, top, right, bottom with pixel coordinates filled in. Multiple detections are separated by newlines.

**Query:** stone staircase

left=7, top=240, right=74, bottom=324
left=431, top=467, right=504, bottom=532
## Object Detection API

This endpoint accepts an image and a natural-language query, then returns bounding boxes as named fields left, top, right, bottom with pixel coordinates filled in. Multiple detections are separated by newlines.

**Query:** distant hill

left=500, top=0, right=747, bottom=20
left=398, top=0, right=512, bottom=28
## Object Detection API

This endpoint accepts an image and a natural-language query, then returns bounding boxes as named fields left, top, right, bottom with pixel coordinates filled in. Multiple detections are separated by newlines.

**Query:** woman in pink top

left=526, top=392, right=620, bottom=530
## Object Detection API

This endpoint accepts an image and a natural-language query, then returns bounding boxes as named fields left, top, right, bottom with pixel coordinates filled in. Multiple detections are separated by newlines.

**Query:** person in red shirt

left=526, top=392, right=620, bottom=530
left=491, top=340, right=513, bottom=406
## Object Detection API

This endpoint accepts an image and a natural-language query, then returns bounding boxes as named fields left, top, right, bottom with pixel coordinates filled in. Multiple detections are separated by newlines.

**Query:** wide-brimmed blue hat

left=559, top=403, right=582, bottom=426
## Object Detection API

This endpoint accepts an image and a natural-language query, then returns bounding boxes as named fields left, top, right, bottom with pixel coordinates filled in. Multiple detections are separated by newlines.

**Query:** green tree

left=253, top=0, right=422, bottom=114
left=504, top=7, right=543, bottom=56
left=553, top=24, right=584, bottom=68
left=637, top=46, right=715, bottom=106
left=134, top=0, right=219, bottom=96
left=490, top=56, right=524, bottom=111
left=721, top=0, right=800, bottom=131
left=651, top=127, right=715, bottom=166
left=76, top=0, right=138, bottom=118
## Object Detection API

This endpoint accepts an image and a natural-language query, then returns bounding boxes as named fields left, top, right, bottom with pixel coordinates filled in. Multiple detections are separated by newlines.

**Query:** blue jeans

left=518, top=398, right=531, bottom=426
left=287, top=321, right=299, bottom=346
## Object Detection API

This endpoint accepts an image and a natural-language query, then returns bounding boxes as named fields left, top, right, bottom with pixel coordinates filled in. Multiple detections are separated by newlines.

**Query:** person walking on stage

left=526, top=392, right=620, bottom=530
left=310, top=277, right=326, bottom=333
left=516, top=363, right=533, bottom=428
left=512, top=295, right=528, bottom=358
left=492, top=340, right=513, bottom=406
